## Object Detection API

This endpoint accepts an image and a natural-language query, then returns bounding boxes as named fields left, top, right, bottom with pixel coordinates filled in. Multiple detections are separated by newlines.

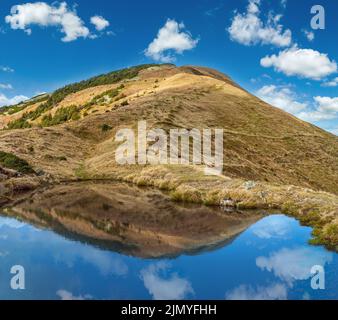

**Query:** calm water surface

left=0, top=212, right=337, bottom=300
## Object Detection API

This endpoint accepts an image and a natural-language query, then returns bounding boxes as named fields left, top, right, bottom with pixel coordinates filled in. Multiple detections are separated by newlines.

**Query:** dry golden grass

left=0, top=101, right=45, bottom=129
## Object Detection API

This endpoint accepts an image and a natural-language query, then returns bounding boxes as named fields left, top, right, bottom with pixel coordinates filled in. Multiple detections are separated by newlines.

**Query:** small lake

left=0, top=183, right=337, bottom=300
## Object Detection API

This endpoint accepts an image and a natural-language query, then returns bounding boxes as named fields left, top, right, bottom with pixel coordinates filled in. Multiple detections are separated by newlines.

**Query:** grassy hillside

left=0, top=64, right=337, bottom=249
left=1, top=64, right=160, bottom=129
left=1, top=64, right=337, bottom=191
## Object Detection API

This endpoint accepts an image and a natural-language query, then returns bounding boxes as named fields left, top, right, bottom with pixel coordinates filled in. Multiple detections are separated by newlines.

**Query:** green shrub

left=6, top=104, right=28, bottom=115
left=7, top=117, right=32, bottom=129
left=41, top=105, right=81, bottom=127
left=0, top=151, right=34, bottom=174
left=84, top=86, right=124, bottom=110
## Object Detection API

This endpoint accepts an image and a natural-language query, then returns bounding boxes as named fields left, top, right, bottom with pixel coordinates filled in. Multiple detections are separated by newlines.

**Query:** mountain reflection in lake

left=0, top=182, right=337, bottom=300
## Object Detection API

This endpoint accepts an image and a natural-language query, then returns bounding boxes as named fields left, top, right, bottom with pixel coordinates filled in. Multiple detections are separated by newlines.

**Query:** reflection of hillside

left=4, top=182, right=263, bottom=258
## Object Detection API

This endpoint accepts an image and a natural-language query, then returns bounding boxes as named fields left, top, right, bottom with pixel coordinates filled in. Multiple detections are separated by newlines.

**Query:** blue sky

left=0, top=0, right=337, bottom=134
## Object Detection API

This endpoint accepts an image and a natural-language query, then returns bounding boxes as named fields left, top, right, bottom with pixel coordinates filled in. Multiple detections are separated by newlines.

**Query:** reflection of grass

left=31, top=208, right=55, bottom=225
left=109, top=164, right=338, bottom=251
left=52, top=208, right=125, bottom=237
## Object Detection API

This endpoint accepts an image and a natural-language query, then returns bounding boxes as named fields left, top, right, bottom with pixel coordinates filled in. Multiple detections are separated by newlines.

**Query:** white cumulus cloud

left=0, top=217, right=26, bottom=229
left=303, top=29, right=315, bottom=42
left=5, top=2, right=90, bottom=42
left=228, top=0, right=292, bottom=47
left=250, top=215, right=293, bottom=239
left=257, top=82, right=338, bottom=123
left=140, top=262, right=194, bottom=300
left=56, top=290, right=92, bottom=300
left=54, top=244, right=129, bottom=277
left=281, top=0, right=288, bottom=8
left=298, top=96, right=338, bottom=122
left=313, top=96, right=338, bottom=113
left=0, top=66, right=14, bottom=73
left=0, top=83, right=13, bottom=90
left=145, top=19, right=199, bottom=63
left=0, top=93, right=28, bottom=107
left=322, top=77, right=338, bottom=87
left=90, top=15, right=109, bottom=31
left=328, top=127, right=338, bottom=136
left=226, top=283, right=288, bottom=300
left=256, top=247, right=332, bottom=286
left=256, top=84, right=307, bottom=114
left=261, top=47, right=337, bottom=80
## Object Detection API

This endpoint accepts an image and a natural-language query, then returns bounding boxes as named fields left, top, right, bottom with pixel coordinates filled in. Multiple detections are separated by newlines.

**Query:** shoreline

left=0, top=165, right=337, bottom=251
